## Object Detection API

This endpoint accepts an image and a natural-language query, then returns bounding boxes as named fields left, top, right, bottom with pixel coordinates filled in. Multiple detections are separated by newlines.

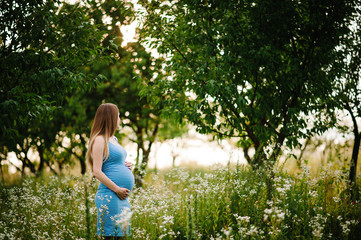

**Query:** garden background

left=1, top=0, right=361, bottom=239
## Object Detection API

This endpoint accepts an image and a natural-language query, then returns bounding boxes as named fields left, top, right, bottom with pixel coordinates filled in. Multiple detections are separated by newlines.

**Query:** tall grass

left=0, top=164, right=360, bottom=239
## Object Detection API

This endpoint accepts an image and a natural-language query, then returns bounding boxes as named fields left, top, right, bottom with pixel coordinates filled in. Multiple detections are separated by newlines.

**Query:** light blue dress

left=95, top=136, right=135, bottom=237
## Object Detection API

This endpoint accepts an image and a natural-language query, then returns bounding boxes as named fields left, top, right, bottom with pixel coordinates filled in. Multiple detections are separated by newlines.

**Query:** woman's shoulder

left=93, top=135, right=105, bottom=145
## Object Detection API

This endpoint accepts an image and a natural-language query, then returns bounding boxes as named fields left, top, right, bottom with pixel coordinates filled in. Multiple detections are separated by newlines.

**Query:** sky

left=120, top=18, right=138, bottom=47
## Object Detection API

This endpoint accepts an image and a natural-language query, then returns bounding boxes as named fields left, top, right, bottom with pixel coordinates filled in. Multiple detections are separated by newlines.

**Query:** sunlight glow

left=120, top=20, right=138, bottom=47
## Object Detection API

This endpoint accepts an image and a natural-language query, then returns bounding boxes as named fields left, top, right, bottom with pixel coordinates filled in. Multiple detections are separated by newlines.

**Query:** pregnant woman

left=86, top=103, right=135, bottom=239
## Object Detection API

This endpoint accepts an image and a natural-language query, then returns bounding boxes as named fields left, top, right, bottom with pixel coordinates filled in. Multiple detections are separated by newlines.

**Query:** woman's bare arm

left=92, top=136, right=129, bottom=200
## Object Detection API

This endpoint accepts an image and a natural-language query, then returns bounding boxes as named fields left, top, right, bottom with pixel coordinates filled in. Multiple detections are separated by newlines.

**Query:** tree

left=13, top=112, right=62, bottom=176
left=333, top=11, right=361, bottom=197
left=139, top=0, right=358, bottom=169
left=0, top=0, right=109, bottom=152
left=0, top=0, right=136, bottom=175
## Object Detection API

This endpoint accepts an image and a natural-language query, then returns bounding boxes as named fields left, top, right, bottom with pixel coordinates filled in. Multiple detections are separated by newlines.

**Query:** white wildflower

left=115, top=207, right=132, bottom=232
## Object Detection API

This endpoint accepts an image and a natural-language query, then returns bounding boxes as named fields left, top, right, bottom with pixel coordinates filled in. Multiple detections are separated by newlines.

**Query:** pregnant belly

left=100, top=165, right=135, bottom=191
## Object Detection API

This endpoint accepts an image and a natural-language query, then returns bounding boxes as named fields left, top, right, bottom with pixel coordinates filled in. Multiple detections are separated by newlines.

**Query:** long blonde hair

left=86, top=103, right=119, bottom=169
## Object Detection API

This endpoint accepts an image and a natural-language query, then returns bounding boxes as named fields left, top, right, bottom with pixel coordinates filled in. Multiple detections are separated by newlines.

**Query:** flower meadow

left=0, top=164, right=360, bottom=239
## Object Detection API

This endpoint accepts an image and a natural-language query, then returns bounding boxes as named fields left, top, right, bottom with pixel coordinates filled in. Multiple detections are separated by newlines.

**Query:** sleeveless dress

left=95, top=136, right=135, bottom=237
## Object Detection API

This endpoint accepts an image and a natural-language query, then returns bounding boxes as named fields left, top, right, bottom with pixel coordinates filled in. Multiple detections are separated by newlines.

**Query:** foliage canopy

left=139, top=0, right=359, bottom=167
left=0, top=0, right=111, bottom=149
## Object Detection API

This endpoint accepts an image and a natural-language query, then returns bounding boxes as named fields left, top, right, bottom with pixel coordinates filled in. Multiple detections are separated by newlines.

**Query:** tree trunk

left=134, top=148, right=151, bottom=188
left=21, top=164, right=25, bottom=177
left=297, top=137, right=311, bottom=168
left=134, top=123, right=159, bottom=187
left=58, top=161, right=63, bottom=174
left=36, top=145, right=45, bottom=177
left=346, top=104, right=360, bottom=201
left=250, top=143, right=266, bottom=168
left=134, top=144, right=143, bottom=187
left=79, top=135, right=87, bottom=175
left=22, top=155, right=36, bottom=175
left=0, top=148, right=8, bottom=182
left=243, top=145, right=252, bottom=165
left=134, top=166, right=143, bottom=188
left=80, top=157, right=86, bottom=175
left=0, top=162, right=4, bottom=182
left=172, top=156, right=176, bottom=168
left=46, top=161, right=58, bottom=175
left=349, top=131, right=360, bottom=200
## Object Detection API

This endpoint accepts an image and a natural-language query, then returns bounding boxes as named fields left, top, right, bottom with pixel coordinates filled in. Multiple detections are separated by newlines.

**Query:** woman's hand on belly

left=125, top=161, right=133, bottom=171
left=115, top=186, right=130, bottom=200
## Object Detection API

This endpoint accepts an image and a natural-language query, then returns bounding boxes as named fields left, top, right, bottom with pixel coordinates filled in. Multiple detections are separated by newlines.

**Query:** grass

left=0, top=163, right=360, bottom=239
